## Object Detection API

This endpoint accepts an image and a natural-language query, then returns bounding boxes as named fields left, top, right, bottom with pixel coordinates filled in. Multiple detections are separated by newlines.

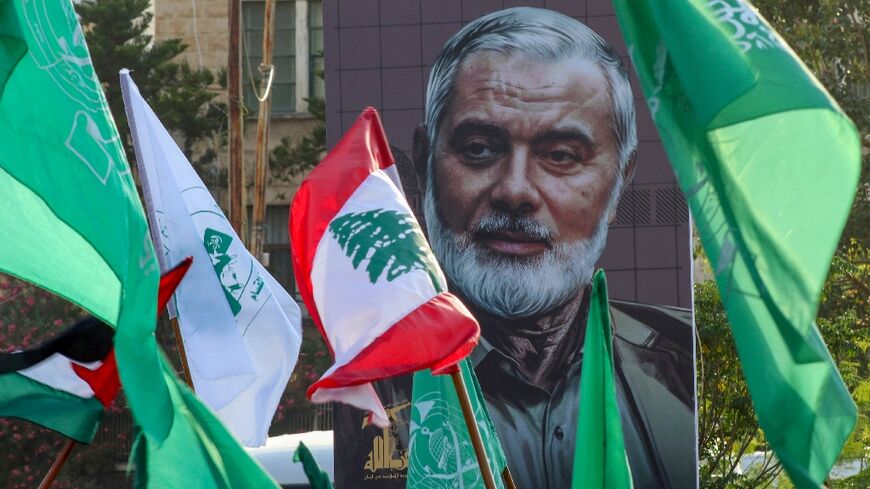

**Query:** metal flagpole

left=449, top=367, right=498, bottom=489
left=37, top=439, right=76, bottom=489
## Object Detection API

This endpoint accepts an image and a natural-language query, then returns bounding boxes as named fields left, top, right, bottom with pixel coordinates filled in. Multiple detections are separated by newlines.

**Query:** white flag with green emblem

left=121, top=70, right=302, bottom=447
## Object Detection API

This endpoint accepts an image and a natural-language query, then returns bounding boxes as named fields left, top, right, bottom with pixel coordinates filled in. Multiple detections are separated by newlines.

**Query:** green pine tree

left=328, top=209, right=442, bottom=291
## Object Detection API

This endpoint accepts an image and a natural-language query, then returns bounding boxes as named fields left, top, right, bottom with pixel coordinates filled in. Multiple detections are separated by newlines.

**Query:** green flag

left=572, top=270, right=633, bottom=488
left=407, top=359, right=509, bottom=489
left=132, top=358, right=280, bottom=488
left=1, top=4, right=280, bottom=487
left=294, top=441, right=333, bottom=489
left=0, top=0, right=170, bottom=439
left=612, top=0, right=860, bottom=486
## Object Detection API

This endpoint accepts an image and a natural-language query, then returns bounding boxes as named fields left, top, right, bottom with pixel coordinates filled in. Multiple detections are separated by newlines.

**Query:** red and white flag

left=290, top=108, right=479, bottom=427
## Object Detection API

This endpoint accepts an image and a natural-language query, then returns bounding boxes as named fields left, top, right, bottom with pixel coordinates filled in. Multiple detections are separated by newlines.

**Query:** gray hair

left=424, top=7, right=637, bottom=204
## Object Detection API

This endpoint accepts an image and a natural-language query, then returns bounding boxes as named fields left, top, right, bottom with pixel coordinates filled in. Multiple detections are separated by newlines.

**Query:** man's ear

left=412, top=124, right=430, bottom=193
left=607, top=150, right=637, bottom=224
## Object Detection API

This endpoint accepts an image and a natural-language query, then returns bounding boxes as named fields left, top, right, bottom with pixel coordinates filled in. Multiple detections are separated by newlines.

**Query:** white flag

left=120, top=70, right=302, bottom=447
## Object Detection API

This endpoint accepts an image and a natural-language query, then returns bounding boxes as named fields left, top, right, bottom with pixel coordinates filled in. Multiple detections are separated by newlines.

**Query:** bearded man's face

left=423, top=52, right=623, bottom=318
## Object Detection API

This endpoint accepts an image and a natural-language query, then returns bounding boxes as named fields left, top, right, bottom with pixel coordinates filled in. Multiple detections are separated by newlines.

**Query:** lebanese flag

left=290, top=107, right=479, bottom=427
left=0, top=259, right=191, bottom=442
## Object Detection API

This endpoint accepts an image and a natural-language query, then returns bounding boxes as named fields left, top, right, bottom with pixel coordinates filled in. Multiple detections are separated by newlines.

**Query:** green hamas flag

left=132, top=358, right=280, bottom=489
left=0, top=0, right=170, bottom=438
left=294, top=441, right=333, bottom=489
left=1, top=5, right=280, bottom=488
left=572, top=270, right=632, bottom=488
left=407, top=360, right=509, bottom=489
left=612, top=0, right=860, bottom=487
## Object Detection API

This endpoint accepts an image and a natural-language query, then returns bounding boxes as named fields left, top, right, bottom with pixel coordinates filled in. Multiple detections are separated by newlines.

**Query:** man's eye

left=462, top=142, right=499, bottom=162
left=542, top=150, right=580, bottom=166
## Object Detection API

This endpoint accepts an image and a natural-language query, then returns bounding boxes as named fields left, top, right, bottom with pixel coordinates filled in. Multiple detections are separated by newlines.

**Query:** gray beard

left=423, top=178, right=609, bottom=319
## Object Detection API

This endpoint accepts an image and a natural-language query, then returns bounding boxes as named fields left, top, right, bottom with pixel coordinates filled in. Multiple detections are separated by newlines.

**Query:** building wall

left=153, top=0, right=320, bottom=207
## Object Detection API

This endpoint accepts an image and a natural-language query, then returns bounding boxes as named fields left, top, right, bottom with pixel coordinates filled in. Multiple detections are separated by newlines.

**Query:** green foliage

left=329, top=209, right=441, bottom=290
left=76, top=0, right=226, bottom=181
left=696, top=280, right=783, bottom=489
left=269, top=97, right=326, bottom=181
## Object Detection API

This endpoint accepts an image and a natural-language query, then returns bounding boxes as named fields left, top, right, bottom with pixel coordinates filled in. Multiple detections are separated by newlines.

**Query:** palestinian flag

left=290, top=107, right=479, bottom=427
left=0, top=258, right=191, bottom=443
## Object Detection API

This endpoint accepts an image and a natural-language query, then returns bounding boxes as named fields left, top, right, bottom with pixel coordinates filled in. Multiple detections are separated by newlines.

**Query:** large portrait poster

left=322, top=2, right=697, bottom=488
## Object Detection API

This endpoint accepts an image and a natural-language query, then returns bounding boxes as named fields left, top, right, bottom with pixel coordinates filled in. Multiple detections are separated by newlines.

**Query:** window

left=243, top=1, right=324, bottom=115
left=243, top=0, right=295, bottom=114
left=309, top=1, right=324, bottom=100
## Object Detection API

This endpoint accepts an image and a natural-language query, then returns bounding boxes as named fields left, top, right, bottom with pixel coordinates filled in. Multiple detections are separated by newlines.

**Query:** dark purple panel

left=604, top=269, right=637, bottom=302
left=679, top=265, right=692, bottom=308
left=545, top=0, right=586, bottom=17
left=636, top=99, right=659, bottom=142
left=637, top=269, right=679, bottom=305
left=379, top=0, right=421, bottom=25
left=634, top=142, right=675, bottom=185
left=598, top=226, right=636, bottom=270
left=421, top=0, right=462, bottom=23
left=462, top=0, right=503, bottom=21
left=380, top=109, right=422, bottom=155
left=587, top=0, right=614, bottom=16
left=636, top=226, right=678, bottom=268
left=381, top=67, right=424, bottom=110
left=340, top=68, right=382, bottom=111
left=324, top=0, right=339, bottom=27
left=677, top=222, right=692, bottom=308
left=339, top=27, right=382, bottom=69
left=381, top=25, right=423, bottom=67
left=325, top=68, right=341, bottom=115
left=422, top=22, right=463, bottom=66
left=338, top=0, right=380, bottom=26
left=587, top=15, right=628, bottom=56
left=504, top=0, right=546, bottom=7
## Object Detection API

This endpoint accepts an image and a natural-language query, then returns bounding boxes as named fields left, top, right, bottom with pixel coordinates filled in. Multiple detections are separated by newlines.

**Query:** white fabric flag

left=120, top=69, right=302, bottom=447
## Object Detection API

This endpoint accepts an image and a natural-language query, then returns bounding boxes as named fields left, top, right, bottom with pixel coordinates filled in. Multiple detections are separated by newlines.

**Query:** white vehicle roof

left=245, top=430, right=334, bottom=488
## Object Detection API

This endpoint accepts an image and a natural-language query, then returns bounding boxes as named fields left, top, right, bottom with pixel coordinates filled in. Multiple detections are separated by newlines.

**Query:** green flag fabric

left=1, top=5, right=281, bottom=488
left=293, top=441, right=334, bottom=489
left=612, top=0, right=860, bottom=486
left=572, top=270, right=633, bottom=488
left=132, top=358, right=280, bottom=489
left=0, top=371, right=104, bottom=443
left=407, top=359, right=509, bottom=489
left=0, top=0, right=170, bottom=439
left=0, top=0, right=24, bottom=97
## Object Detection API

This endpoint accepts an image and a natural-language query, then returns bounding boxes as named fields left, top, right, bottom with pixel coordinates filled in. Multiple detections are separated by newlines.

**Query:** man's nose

left=488, top=147, right=541, bottom=214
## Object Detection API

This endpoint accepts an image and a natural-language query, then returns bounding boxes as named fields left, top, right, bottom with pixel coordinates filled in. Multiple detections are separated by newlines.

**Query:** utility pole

left=228, top=0, right=246, bottom=238
left=251, top=0, right=276, bottom=262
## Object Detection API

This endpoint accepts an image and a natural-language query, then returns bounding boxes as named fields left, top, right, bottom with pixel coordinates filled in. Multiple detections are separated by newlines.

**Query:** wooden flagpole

left=251, top=0, right=276, bottom=263
left=228, top=0, right=246, bottom=238
left=502, top=466, right=518, bottom=489
left=170, top=317, right=194, bottom=389
left=37, top=439, right=76, bottom=489
left=449, top=367, right=498, bottom=489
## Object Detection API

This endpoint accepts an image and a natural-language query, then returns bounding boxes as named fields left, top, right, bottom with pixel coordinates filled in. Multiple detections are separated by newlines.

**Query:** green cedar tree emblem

left=328, top=209, right=442, bottom=292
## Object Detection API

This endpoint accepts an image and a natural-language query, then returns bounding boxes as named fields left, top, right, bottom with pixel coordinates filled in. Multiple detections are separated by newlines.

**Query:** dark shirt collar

left=468, top=283, right=593, bottom=390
